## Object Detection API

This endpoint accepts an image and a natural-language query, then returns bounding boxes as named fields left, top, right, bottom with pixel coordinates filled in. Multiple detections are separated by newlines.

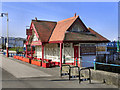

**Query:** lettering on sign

left=96, top=46, right=106, bottom=52
left=80, top=44, right=96, bottom=55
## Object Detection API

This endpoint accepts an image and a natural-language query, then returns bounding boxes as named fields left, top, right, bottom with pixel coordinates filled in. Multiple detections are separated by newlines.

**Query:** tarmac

left=0, top=53, right=118, bottom=88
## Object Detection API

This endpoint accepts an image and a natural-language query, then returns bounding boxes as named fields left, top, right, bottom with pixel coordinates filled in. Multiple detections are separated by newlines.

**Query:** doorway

left=74, top=46, right=79, bottom=66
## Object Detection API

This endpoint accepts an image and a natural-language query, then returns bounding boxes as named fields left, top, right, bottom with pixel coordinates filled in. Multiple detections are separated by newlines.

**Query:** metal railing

left=79, top=59, right=120, bottom=70
left=63, top=57, right=120, bottom=71
left=79, top=67, right=91, bottom=84
left=61, top=64, right=91, bottom=84
left=3, top=52, right=25, bottom=57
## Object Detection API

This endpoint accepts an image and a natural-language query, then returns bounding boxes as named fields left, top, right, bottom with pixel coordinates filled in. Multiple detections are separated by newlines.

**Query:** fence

left=97, top=53, right=120, bottom=64
left=79, top=59, right=120, bottom=71
left=63, top=57, right=120, bottom=71
left=3, top=52, right=25, bottom=57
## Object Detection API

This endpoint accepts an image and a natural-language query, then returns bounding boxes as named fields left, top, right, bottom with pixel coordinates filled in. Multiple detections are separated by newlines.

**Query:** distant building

left=0, top=37, right=4, bottom=49
left=107, top=41, right=120, bottom=52
left=0, top=36, right=25, bottom=48
left=15, top=38, right=25, bottom=47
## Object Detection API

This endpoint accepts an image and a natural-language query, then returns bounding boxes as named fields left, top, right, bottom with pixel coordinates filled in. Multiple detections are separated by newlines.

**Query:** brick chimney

left=74, top=13, right=76, bottom=17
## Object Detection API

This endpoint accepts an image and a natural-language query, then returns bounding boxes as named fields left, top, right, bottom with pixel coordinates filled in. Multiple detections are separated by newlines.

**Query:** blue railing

left=79, top=59, right=120, bottom=70
left=3, top=52, right=25, bottom=57
left=64, top=57, right=120, bottom=70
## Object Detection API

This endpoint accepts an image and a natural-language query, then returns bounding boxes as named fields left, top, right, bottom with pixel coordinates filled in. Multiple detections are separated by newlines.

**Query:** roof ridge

left=32, top=19, right=57, bottom=23
left=58, top=15, right=79, bottom=23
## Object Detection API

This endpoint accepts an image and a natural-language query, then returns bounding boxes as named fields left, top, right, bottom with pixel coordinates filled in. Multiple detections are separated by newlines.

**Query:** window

left=72, top=24, right=83, bottom=32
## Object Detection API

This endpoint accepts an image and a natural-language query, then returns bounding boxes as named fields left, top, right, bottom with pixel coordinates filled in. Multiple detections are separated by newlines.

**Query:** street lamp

left=0, top=13, right=9, bottom=57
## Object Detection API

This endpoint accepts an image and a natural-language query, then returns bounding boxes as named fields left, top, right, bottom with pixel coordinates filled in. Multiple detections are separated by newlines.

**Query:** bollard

left=94, top=59, right=96, bottom=70
left=24, top=54, right=25, bottom=57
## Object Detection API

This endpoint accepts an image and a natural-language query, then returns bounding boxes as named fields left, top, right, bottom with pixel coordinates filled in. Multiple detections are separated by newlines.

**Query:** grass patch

left=9, top=47, right=24, bottom=52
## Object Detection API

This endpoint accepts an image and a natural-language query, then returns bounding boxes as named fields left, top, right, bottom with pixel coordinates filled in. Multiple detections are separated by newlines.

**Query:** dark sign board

left=80, top=46, right=96, bottom=55
left=26, top=29, right=32, bottom=35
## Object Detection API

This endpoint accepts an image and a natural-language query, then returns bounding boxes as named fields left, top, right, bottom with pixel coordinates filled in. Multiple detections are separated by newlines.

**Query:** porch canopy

left=25, top=14, right=110, bottom=70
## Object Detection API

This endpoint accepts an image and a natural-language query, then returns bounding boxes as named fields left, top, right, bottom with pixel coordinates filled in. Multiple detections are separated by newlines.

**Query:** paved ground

left=0, top=56, right=51, bottom=78
left=0, top=54, right=118, bottom=88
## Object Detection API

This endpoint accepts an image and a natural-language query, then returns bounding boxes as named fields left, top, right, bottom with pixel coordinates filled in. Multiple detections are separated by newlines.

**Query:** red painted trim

left=31, top=40, right=42, bottom=46
left=63, top=40, right=109, bottom=43
left=31, top=46, right=33, bottom=59
left=32, top=23, right=41, bottom=42
left=74, top=46, right=79, bottom=66
left=60, top=43, right=63, bottom=70
left=26, top=35, right=32, bottom=45
left=48, top=40, right=108, bottom=44
left=65, top=63, right=74, bottom=65
left=26, top=45, right=28, bottom=58
left=48, top=41, right=63, bottom=43
left=26, top=22, right=41, bottom=45
left=42, top=45, right=44, bottom=65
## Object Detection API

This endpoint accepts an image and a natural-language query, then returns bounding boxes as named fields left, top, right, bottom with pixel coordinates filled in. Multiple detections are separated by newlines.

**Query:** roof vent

left=35, top=17, right=37, bottom=21
left=74, top=13, right=76, bottom=17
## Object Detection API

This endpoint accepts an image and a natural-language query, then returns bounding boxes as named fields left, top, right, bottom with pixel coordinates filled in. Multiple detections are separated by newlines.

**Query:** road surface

left=0, top=54, right=118, bottom=88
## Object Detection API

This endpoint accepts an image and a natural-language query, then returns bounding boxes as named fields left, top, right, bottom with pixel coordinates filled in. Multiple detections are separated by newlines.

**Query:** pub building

left=25, top=14, right=110, bottom=69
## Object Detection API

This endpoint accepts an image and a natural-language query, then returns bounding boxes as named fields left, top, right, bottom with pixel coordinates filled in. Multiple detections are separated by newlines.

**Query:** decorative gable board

left=71, top=22, right=84, bottom=32
left=68, top=19, right=87, bottom=32
left=32, top=32, right=38, bottom=41
left=28, top=28, right=42, bottom=46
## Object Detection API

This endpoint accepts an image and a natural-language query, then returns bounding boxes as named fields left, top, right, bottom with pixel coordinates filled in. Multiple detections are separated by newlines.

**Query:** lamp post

left=0, top=13, right=9, bottom=57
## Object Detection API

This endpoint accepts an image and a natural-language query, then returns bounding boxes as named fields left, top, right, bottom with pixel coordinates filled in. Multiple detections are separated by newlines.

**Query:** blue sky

left=1, top=2, right=118, bottom=41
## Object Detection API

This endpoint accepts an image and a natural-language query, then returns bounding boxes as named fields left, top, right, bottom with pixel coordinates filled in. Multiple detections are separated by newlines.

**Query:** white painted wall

left=64, top=43, right=74, bottom=63
left=45, top=43, right=59, bottom=62
left=35, top=43, right=97, bottom=67
left=35, top=43, right=74, bottom=63
left=35, top=46, right=42, bottom=58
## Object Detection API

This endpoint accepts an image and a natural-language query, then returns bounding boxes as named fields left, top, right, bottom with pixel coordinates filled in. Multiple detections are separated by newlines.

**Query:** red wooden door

left=74, top=46, right=79, bottom=66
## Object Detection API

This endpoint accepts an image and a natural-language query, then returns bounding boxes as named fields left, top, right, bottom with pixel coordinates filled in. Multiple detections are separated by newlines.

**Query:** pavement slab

left=0, top=55, right=51, bottom=78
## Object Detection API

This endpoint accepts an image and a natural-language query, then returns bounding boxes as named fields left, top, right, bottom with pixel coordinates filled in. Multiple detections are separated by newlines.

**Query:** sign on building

left=80, top=44, right=96, bottom=55
left=96, top=46, right=106, bottom=52
left=26, top=29, right=32, bottom=35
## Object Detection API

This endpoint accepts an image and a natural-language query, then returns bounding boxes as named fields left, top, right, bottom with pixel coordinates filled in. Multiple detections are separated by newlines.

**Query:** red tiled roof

left=64, top=31, right=110, bottom=42
left=64, top=32, right=100, bottom=41
left=88, top=27, right=110, bottom=42
left=30, top=15, right=109, bottom=43
left=49, top=16, right=79, bottom=41
left=32, top=20, right=57, bottom=42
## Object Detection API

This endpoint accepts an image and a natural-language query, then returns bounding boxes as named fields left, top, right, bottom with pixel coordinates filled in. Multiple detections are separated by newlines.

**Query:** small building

left=25, top=14, right=110, bottom=68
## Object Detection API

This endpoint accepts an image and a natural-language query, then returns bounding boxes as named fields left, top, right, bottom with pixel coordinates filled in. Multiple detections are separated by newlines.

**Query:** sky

left=1, top=2, right=118, bottom=41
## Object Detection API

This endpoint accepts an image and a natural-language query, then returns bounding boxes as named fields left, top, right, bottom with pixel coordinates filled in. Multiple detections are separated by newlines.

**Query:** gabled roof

left=88, top=27, right=110, bottom=42
left=32, top=20, right=57, bottom=42
left=49, top=15, right=81, bottom=41
left=29, top=15, right=109, bottom=43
